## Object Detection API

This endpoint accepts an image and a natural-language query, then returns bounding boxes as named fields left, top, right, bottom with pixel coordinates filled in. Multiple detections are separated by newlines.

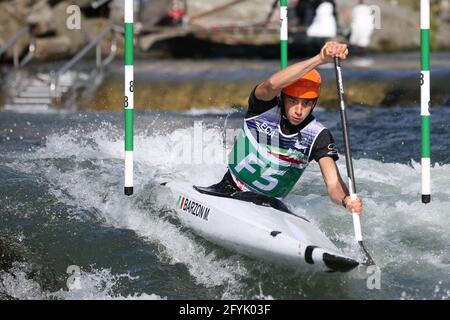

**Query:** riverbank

left=1, top=52, right=449, bottom=112
left=78, top=52, right=450, bottom=111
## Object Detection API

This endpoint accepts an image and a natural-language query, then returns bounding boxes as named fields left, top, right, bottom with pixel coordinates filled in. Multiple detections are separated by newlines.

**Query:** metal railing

left=91, top=0, right=112, bottom=9
left=0, top=26, right=36, bottom=68
left=50, top=25, right=117, bottom=100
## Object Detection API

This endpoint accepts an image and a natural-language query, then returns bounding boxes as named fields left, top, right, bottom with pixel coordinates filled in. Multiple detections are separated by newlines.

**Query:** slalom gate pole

left=280, top=0, right=288, bottom=69
left=420, top=0, right=431, bottom=204
left=124, top=0, right=134, bottom=196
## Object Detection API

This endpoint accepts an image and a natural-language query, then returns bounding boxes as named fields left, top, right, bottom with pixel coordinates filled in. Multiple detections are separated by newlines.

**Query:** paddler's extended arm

left=255, top=41, right=349, bottom=101
left=318, top=157, right=363, bottom=215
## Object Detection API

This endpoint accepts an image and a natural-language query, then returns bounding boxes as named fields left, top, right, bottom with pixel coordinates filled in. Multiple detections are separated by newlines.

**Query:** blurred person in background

left=295, top=0, right=337, bottom=29
left=306, top=1, right=337, bottom=38
left=349, top=0, right=375, bottom=56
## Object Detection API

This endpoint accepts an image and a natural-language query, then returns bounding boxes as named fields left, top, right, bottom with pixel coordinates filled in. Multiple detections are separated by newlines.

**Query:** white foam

left=0, top=263, right=165, bottom=300
left=50, top=268, right=165, bottom=300
left=11, top=126, right=248, bottom=297
left=0, top=263, right=44, bottom=300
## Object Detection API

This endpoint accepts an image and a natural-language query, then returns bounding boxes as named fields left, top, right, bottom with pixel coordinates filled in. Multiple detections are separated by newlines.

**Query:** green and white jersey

left=228, top=105, right=327, bottom=199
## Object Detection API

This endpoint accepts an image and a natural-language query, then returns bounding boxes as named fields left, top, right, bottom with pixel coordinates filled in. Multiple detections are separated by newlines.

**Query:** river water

left=1, top=102, right=449, bottom=300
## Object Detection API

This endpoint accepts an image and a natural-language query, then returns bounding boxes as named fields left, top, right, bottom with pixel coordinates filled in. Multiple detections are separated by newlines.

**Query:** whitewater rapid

left=1, top=110, right=449, bottom=299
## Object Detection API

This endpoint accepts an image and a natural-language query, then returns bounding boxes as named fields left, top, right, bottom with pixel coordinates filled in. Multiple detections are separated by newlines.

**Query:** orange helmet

left=282, top=69, right=321, bottom=99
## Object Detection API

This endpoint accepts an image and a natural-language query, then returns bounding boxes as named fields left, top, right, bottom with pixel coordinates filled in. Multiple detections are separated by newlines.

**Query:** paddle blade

left=323, top=253, right=359, bottom=272
left=358, top=241, right=376, bottom=266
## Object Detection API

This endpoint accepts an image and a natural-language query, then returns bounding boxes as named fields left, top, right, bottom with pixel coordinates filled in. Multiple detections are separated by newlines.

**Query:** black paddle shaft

left=334, top=57, right=357, bottom=196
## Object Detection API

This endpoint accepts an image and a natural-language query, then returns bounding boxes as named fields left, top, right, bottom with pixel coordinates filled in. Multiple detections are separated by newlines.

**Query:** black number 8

left=129, top=81, right=134, bottom=92
left=124, top=96, right=128, bottom=108
left=419, top=73, right=424, bottom=86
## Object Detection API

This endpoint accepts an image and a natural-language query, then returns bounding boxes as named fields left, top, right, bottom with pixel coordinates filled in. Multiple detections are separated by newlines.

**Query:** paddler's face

left=283, top=95, right=317, bottom=125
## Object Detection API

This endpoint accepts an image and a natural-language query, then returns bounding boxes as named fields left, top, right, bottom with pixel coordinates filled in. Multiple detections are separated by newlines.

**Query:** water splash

left=2, top=113, right=450, bottom=299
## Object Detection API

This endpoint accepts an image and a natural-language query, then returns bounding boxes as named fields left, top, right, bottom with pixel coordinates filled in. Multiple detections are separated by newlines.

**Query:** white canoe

left=164, top=181, right=359, bottom=273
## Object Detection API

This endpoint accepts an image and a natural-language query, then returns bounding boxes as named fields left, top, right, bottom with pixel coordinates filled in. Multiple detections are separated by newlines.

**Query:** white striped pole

left=124, top=0, right=134, bottom=196
left=280, top=0, right=288, bottom=69
left=420, top=0, right=431, bottom=203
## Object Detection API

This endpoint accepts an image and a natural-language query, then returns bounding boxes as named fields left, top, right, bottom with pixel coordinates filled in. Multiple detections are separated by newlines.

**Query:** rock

left=71, top=0, right=95, bottom=8
left=437, top=23, right=450, bottom=48
left=28, top=1, right=87, bottom=43
left=336, top=0, right=450, bottom=51
left=140, top=0, right=173, bottom=27
left=35, top=17, right=113, bottom=59
left=84, top=18, right=110, bottom=40
left=0, top=1, right=30, bottom=60
left=3, top=0, right=450, bottom=63
left=187, top=0, right=274, bottom=27
left=29, top=1, right=89, bottom=59
left=34, top=35, right=73, bottom=59
left=84, top=18, right=116, bottom=55
left=27, top=0, right=54, bottom=36
left=370, top=2, right=420, bottom=50
left=439, top=0, right=450, bottom=21
left=51, top=1, right=88, bottom=50
left=139, top=28, right=190, bottom=51
left=337, top=0, right=420, bottom=50
left=108, top=0, right=124, bottom=26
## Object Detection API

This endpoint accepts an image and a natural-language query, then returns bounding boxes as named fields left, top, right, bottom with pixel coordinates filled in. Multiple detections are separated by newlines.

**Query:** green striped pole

left=421, top=0, right=430, bottom=203
left=280, top=0, right=288, bottom=69
left=124, top=0, right=134, bottom=196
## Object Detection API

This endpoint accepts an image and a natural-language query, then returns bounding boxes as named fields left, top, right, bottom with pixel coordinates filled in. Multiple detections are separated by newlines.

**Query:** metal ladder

left=50, top=25, right=117, bottom=104
left=3, top=71, right=81, bottom=113
left=0, top=26, right=36, bottom=68
left=2, top=25, right=117, bottom=113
